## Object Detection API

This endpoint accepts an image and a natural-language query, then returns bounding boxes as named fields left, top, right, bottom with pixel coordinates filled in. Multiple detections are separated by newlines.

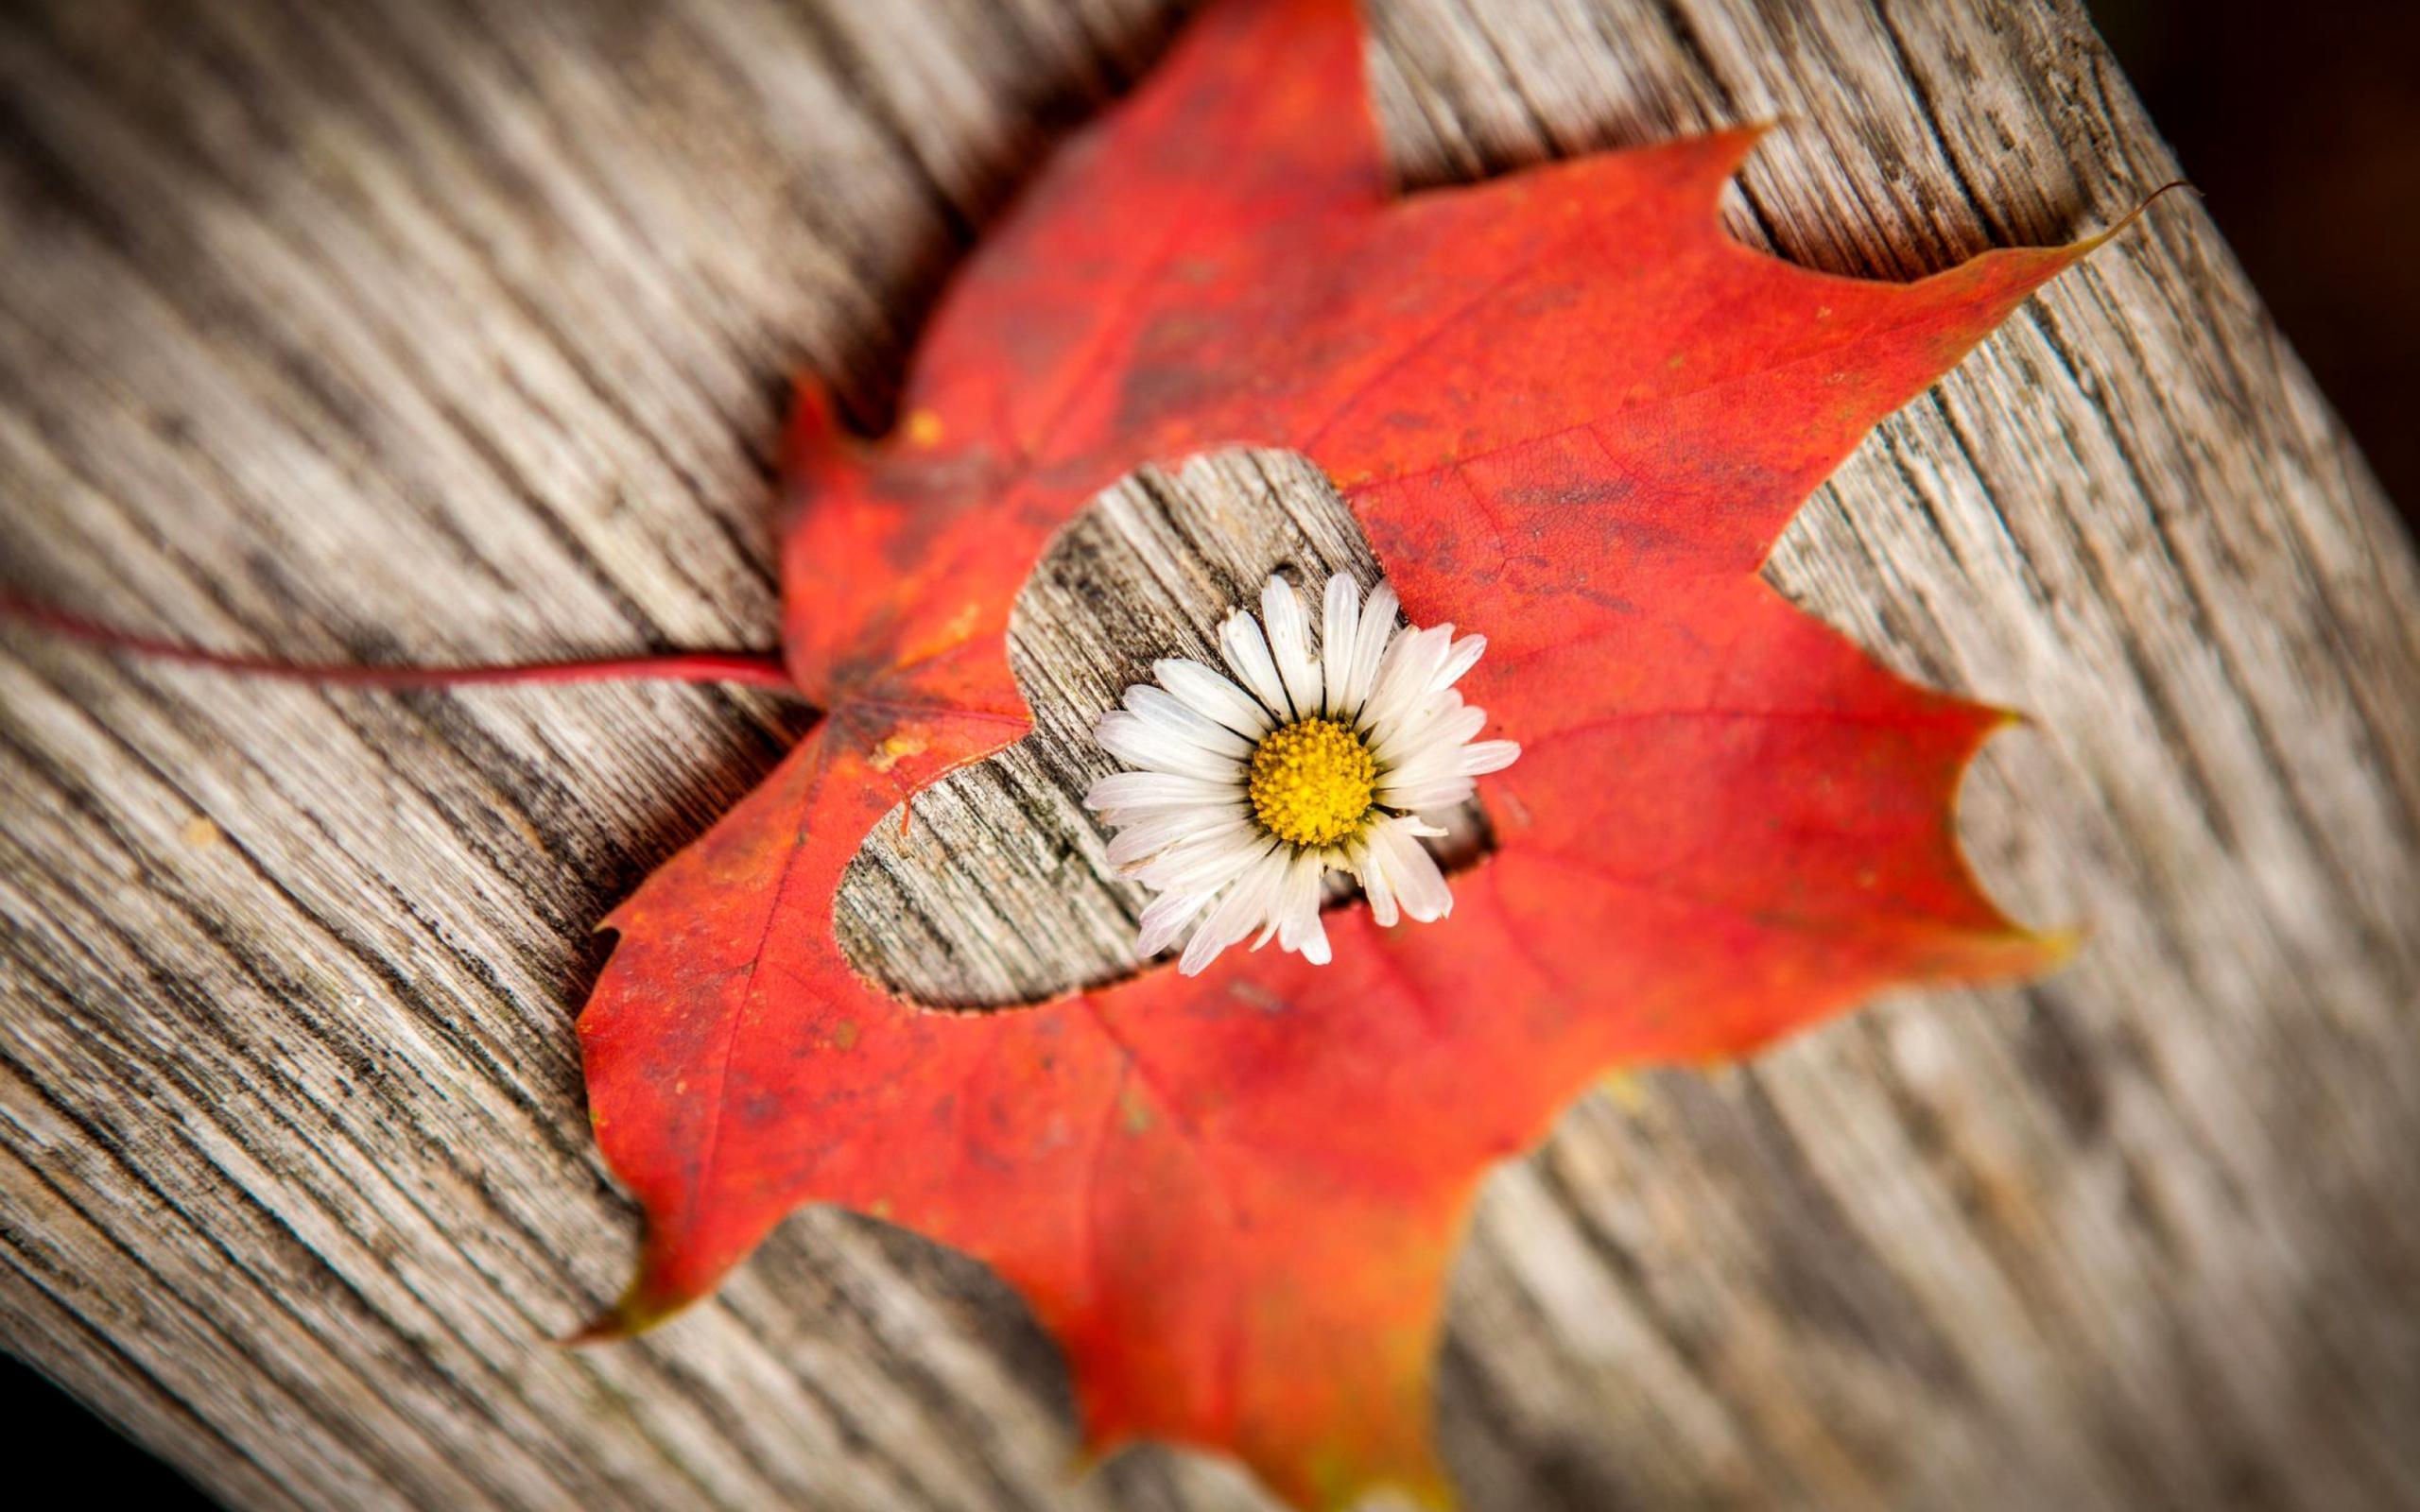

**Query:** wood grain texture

left=2, top=1, right=2415, bottom=1509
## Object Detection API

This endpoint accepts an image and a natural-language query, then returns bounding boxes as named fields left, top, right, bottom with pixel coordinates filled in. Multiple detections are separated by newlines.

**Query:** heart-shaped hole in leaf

left=835, top=447, right=1491, bottom=1011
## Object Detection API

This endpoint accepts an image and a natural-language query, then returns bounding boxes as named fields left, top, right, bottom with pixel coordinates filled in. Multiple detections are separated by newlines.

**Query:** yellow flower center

left=1247, top=717, right=1376, bottom=848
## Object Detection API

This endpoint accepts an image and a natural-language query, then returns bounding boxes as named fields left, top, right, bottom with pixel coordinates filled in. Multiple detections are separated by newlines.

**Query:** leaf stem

left=0, top=594, right=801, bottom=695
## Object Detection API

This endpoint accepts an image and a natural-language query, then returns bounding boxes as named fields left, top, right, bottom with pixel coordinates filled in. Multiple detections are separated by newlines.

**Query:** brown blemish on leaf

left=868, top=733, right=929, bottom=773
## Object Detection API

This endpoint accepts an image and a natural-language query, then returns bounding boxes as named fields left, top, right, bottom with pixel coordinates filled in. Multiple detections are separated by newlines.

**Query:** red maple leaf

left=576, top=0, right=2094, bottom=1503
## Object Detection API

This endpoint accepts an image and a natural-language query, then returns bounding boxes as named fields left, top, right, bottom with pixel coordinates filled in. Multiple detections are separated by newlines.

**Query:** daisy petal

left=1344, top=582, right=1399, bottom=719
left=1348, top=832, right=1398, bottom=927
left=1155, top=658, right=1274, bottom=738
left=1295, top=916, right=1333, bottom=966
left=1360, top=626, right=1449, bottom=739
left=1134, top=826, right=1275, bottom=893
left=1181, top=846, right=1291, bottom=975
left=1106, top=809, right=1253, bottom=869
left=1364, top=816, right=1452, bottom=922
left=1434, top=632, right=1487, bottom=693
left=1095, top=710, right=1236, bottom=782
left=1084, top=770, right=1243, bottom=813
left=1461, top=739, right=1521, bottom=775
left=1136, top=889, right=1214, bottom=957
left=1275, top=850, right=1331, bottom=962
left=1378, top=778, right=1478, bottom=813
left=1125, top=684, right=1253, bottom=759
left=1320, top=574, right=1360, bottom=716
left=1374, top=698, right=1485, bottom=765
left=1261, top=577, right=1322, bottom=718
left=1219, top=608, right=1291, bottom=715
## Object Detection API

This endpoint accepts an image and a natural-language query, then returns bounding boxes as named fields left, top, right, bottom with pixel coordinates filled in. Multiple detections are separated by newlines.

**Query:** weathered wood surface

left=3, top=0, right=2417, bottom=1508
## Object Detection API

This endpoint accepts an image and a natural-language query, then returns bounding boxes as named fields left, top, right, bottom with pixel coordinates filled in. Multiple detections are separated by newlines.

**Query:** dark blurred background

left=2091, top=0, right=2420, bottom=516
left=4, top=0, right=2415, bottom=1505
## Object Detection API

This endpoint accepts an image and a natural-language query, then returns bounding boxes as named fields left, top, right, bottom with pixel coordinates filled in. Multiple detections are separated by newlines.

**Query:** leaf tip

left=562, top=1271, right=690, bottom=1346
left=782, top=373, right=840, bottom=461
left=2078, top=178, right=2200, bottom=255
left=1697, top=118, right=1779, bottom=192
left=1060, top=1433, right=1112, bottom=1486
left=2021, top=920, right=2089, bottom=972
left=1597, top=1068, right=1651, bottom=1111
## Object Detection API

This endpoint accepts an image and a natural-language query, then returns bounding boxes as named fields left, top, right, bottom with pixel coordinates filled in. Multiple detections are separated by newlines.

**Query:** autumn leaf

left=576, top=0, right=2094, bottom=1503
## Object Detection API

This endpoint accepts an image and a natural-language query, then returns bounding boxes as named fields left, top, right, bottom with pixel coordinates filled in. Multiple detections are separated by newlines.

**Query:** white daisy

left=1084, top=572, right=1520, bottom=975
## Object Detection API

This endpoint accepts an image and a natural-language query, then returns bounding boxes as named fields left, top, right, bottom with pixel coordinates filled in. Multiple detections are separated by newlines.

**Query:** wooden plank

left=1, top=0, right=2415, bottom=1508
